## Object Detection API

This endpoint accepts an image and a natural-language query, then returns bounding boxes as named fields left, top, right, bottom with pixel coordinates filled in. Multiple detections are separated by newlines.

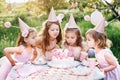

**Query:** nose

left=53, top=30, right=58, bottom=33
left=54, top=31, right=59, bottom=35
left=67, top=39, right=72, bottom=43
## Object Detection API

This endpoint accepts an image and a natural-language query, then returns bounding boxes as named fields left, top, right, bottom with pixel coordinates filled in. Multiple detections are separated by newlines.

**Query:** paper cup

left=88, top=58, right=96, bottom=70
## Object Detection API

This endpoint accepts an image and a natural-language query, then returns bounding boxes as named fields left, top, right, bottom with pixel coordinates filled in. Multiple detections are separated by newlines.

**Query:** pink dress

left=95, top=48, right=120, bottom=80
left=0, top=56, right=12, bottom=80
left=6, top=46, right=48, bottom=80
left=13, top=45, right=33, bottom=63
left=0, top=45, right=34, bottom=80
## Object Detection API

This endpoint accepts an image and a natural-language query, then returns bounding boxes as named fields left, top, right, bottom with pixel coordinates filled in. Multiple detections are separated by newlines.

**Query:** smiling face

left=48, top=23, right=60, bottom=40
left=65, top=31, right=77, bottom=46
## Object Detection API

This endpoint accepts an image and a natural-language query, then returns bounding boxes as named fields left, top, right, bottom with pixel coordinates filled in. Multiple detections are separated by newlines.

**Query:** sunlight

left=102, top=0, right=113, bottom=4
left=5, top=0, right=28, bottom=4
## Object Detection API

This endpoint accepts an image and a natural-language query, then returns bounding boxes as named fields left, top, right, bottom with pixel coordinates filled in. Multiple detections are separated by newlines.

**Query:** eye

left=87, top=38, right=90, bottom=41
left=71, top=37, right=75, bottom=39
left=51, top=29, right=54, bottom=31
left=66, top=36, right=69, bottom=39
left=56, top=29, right=59, bottom=31
left=32, top=37, right=35, bottom=39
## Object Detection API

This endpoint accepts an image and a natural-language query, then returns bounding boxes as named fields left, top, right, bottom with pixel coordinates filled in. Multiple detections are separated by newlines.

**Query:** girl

left=4, top=18, right=37, bottom=66
left=33, top=7, right=62, bottom=61
left=86, top=19, right=120, bottom=80
left=0, top=18, right=37, bottom=80
left=63, top=14, right=88, bottom=61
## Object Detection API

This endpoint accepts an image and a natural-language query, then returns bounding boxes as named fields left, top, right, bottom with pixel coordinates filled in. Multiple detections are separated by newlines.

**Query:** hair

left=64, top=28, right=83, bottom=49
left=85, top=29, right=112, bottom=49
left=16, top=28, right=36, bottom=47
left=40, top=21, right=62, bottom=54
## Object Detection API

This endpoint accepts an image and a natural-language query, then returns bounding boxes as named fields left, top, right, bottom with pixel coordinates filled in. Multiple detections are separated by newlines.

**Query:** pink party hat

left=94, top=19, right=106, bottom=33
left=65, top=14, right=79, bottom=29
left=91, top=10, right=104, bottom=26
left=48, top=7, right=58, bottom=22
left=18, top=18, right=30, bottom=37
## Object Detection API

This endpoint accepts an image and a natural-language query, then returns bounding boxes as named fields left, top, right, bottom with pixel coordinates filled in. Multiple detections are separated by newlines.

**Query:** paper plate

left=47, top=60, right=80, bottom=68
left=71, top=66, right=91, bottom=76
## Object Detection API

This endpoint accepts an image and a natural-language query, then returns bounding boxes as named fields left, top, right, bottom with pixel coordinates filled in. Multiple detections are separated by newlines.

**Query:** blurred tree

left=0, top=0, right=8, bottom=13
left=68, top=0, right=120, bottom=22
left=69, top=0, right=119, bottom=13
left=25, top=0, right=69, bottom=16
left=1, top=0, right=120, bottom=20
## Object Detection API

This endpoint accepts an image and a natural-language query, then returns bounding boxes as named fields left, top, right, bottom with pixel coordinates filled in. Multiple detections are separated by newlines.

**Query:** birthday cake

left=47, top=49, right=80, bottom=68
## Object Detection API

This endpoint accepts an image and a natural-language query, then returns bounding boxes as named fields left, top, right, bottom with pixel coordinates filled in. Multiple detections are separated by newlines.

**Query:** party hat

left=91, top=10, right=104, bottom=26
left=18, top=18, right=30, bottom=37
left=94, top=19, right=106, bottom=33
left=65, top=14, right=79, bottom=30
left=48, top=7, right=58, bottom=22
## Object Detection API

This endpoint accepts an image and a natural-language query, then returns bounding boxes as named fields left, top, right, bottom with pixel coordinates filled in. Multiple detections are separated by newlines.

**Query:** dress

left=0, top=45, right=44, bottom=80
left=35, top=48, right=54, bottom=61
left=13, top=45, right=33, bottom=63
left=0, top=56, right=12, bottom=80
left=95, top=48, right=120, bottom=80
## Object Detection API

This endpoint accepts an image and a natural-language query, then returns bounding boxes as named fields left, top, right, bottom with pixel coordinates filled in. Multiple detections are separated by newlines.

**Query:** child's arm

left=35, top=36, right=43, bottom=45
left=102, top=52, right=118, bottom=72
left=30, top=47, right=37, bottom=63
left=80, top=51, right=88, bottom=62
left=82, top=41, right=89, bottom=52
left=3, top=47, right=21, bottom=66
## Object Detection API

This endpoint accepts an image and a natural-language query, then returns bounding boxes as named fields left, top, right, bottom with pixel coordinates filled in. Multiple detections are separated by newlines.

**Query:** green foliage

left=0, top=26, right=19, bottom=57
left=105, top=21, right=120, bottom=63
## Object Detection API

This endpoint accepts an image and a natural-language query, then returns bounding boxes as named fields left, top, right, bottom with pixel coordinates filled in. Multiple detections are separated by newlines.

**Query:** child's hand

left=29, top=59, right=34, bottom=64
left=100, top=69, right=105, bottom=73
left=80, top=51, right=88, bottom=61
left=10, top=60, right=16, bottom=66
left=68, top=48, right=74, bottom=57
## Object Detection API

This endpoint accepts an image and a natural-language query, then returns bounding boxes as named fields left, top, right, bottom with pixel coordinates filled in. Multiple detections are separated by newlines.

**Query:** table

left=6, top=62, right=105, bottom=80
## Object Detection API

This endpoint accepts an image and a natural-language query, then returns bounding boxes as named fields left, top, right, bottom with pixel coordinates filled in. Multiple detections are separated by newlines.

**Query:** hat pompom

left=4, top=22, right=11, bottom=28
left=84, top=15, right=91, bottom=21
left=118, top=10, right=120, bottom=16
left=104, top=21, right=108, bottom=26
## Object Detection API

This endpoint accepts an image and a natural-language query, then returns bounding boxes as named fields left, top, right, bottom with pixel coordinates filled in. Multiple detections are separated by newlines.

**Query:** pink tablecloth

left=23, top=67, right=93, bottom=80
left=6, top=64, right=105, bottom=80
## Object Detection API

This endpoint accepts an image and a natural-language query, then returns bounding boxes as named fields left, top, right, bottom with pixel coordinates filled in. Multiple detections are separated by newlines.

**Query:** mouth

left=53, top=34, right=58, bottom=37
